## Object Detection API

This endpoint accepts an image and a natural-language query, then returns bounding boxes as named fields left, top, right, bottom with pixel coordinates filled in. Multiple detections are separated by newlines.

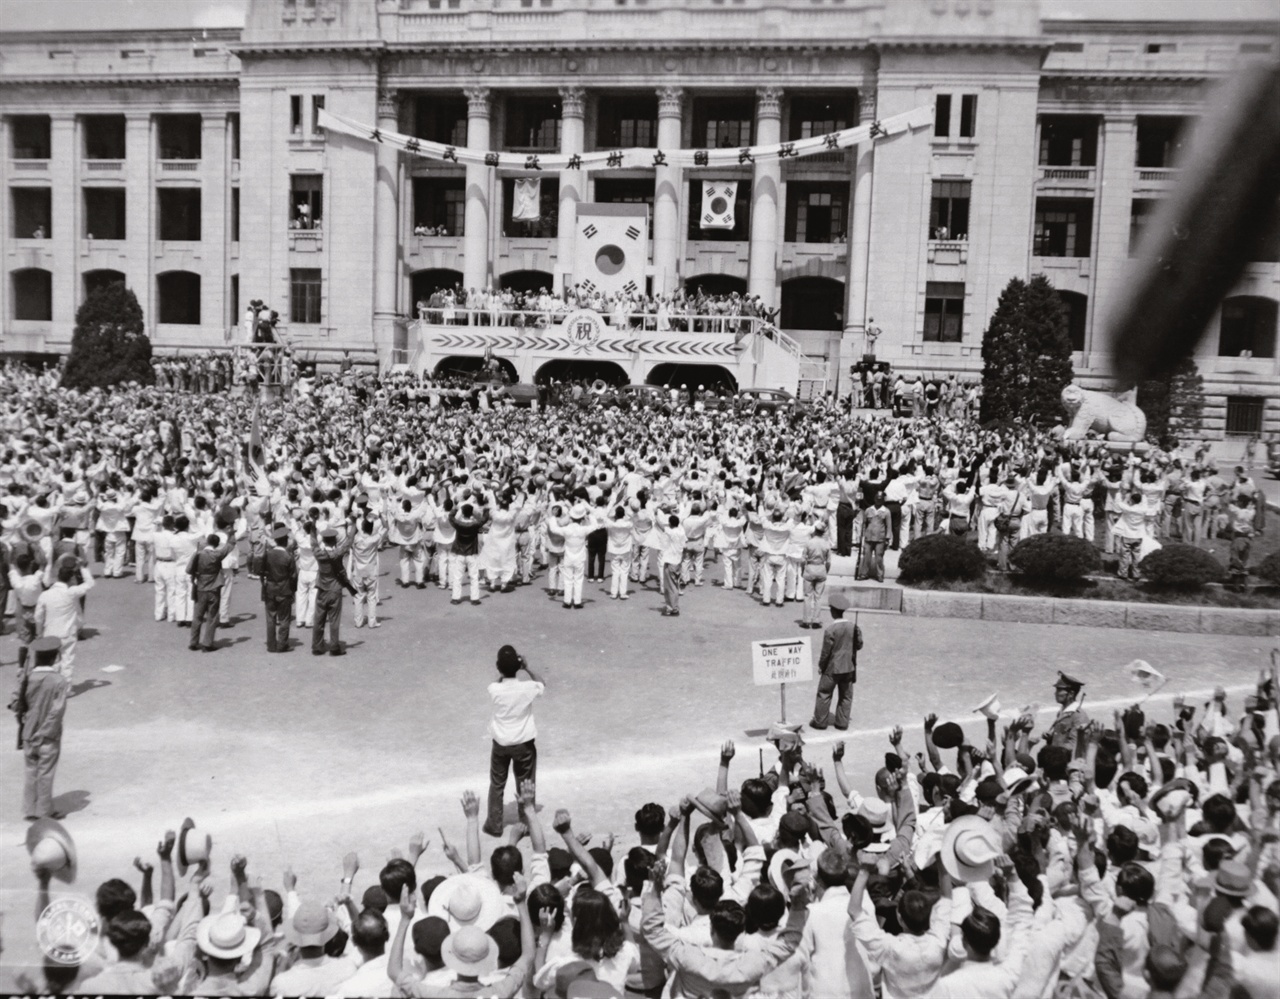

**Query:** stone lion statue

left=1061, top=383, right=1147, bottom=442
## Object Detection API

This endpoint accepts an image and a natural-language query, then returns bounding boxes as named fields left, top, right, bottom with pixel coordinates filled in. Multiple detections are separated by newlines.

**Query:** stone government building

left=1, top=0, right=1277, bottom=438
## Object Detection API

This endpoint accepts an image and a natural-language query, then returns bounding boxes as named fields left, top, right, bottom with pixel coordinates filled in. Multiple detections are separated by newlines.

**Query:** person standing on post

left=261, top=526, right=298, bottom=653
left=13, top=636, right=68, bottom=820
left=809, top=593, right=862, bottom=731
left=312, top=523, right=356, bottom=656
left=484, top=644, right=545, bottom=837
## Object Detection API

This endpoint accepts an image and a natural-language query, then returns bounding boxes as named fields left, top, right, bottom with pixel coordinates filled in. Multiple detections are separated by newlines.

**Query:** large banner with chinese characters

left=316, top=104, right=933, bottom=173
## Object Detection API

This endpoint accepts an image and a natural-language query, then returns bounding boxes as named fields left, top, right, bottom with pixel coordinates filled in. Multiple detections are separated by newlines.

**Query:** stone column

left=373, top=89, right=402, bottom=352
left=1091, top=116, right=1137, bottom=360
left=201, top=113, right=228, bottom=335
left=555, top=86, right=585, bottom=295
left=49, top=114, right=77, bottom=333
left=845, top=87, right=876, bottom=345
left=124, top=114, right=154, bottom=332
left=652, top=86, right=684, bottom=296
left=747, top=87, right=782, bottom=307
left=463, top=87, right=493, bottom=294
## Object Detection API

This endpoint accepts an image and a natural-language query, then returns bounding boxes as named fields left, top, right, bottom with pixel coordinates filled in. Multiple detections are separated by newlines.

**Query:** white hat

left=197, top=912, right=261, bottom=960
left=442, top=925, right=498, bottom=977
left=427, top=874, right=506, bottom=930
left=941, top=815, right=1001, bottom=883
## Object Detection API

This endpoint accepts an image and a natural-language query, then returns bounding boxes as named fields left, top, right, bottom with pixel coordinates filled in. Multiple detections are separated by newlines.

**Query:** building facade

left=1, top=0, right=1277, bottom=436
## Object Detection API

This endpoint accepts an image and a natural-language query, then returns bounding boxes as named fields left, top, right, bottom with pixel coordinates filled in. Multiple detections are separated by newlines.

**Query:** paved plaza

left=0, top=549, right=1272, bottom=986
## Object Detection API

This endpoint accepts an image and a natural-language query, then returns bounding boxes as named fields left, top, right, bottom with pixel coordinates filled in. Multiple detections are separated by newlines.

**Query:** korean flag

left=700, top=181, right=738, bottom=230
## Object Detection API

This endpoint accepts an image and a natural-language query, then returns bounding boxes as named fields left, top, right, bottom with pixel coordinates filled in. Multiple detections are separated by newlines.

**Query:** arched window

left=83, top=269, right=126, bottom=302
left=11, top=268, right=52, bottom=320
left=157, top=271, right=201, bottom=325
left=1218, top=296, right=1277, bottom=358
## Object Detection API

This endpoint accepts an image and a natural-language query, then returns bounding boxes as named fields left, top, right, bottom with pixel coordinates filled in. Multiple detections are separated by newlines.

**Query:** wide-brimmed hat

left=690, top=787, right=729, bottom=826
left=284, top=900, right=340, bottom=947
left=442, top=925, right=498, bottom=977
left=857, top=799, right=890, bottom=829
left=1214, top=860, right=1252, bottom=898
left=427, top=874, right=506, bottom=930
left=20, top=519, right=45, bottom=541
left=177, top=817, right=211, bottom=876
left=569, top=502, right=589, bottom=521
left=1001, top=766, right=1036, bottom=795
left=766, top=847, right=809, bottom=893
left=197, top=912, right=261, bottom=960
left=932, top=722, right=964, bottom=750
left=26, top=818, right=76, bottom=883
left=941, top=815, right=1001, bottom=883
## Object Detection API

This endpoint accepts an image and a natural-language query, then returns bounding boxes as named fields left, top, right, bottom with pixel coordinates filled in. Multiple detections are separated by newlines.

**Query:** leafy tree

left=1138, top=357, right=1205, bottom=448
left=980, top=274, right=1075, bottom=426
left=62, top=281, right=154, bottom=390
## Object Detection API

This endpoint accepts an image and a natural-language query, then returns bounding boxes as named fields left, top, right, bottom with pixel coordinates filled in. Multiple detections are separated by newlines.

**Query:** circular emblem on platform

left=561, top=309, right=607, bottom=351
left=37, top=897, right=100, bottom=965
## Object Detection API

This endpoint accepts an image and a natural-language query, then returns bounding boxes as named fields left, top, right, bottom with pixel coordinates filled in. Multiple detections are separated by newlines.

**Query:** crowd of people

left=415, top=285, right=779, bottom=335
left=16, top=654, right=1280, bottom=998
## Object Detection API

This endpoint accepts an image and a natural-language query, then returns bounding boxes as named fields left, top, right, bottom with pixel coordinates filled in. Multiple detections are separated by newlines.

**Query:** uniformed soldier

left=13, top=636, right=69, bottom=820
left=261, top=527, right=298, bottom=653
left=809, top=592, right=863, bottom=731
left=1048, top=671, right=1090, bottom=753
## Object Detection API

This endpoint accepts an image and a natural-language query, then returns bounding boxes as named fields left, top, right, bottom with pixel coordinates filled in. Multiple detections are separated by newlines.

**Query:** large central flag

left=701, top=182, right=738, bottom=230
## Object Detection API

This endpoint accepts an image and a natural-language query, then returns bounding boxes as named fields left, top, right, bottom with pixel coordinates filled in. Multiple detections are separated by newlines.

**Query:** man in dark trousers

left=809, top=593, right=862, bottom=731
left=311, top=522, right=356, bottom=656
left=187, top=533, right=237, bottom=652
left=13, top=636, right=68, bottom=819
left=261, top=526, right=298, bottom=653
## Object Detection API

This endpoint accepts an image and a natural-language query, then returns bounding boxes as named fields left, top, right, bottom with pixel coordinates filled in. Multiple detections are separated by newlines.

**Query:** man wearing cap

left=809, top=593, right=862, bottom=731
left=1049, top=671, right=1090, bottom=753
left=557, top=501, right=601, bottom=609
left=311, top=520, right=357, bottom=655
left=13, top=635, right=68, bottom=820
left=269, top=898, right=356, bottom=993
left=260, top=527, right=298, bottom=652
left=187, top=532, right=237, bottom=652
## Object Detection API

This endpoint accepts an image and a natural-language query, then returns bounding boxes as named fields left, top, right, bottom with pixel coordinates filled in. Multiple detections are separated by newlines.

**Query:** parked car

left=737, top=387, right=808, bottom=414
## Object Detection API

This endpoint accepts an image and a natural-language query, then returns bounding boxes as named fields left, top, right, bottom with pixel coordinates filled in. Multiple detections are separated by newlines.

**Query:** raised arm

left=553, top=809, right=605, bottom=885
left=462, top=791, right=482, bottom=868
left=717, top=740, right=735, bottom=796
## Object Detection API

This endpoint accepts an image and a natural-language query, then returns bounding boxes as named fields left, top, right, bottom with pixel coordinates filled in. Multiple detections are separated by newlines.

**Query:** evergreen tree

left=1139, top=356, right=1205, bottom=448
left=979, top=277, right=1027, bottom=423
left=1021, top=274, right=1075, bottom=427
left=62, top=281, right=154, bottom=391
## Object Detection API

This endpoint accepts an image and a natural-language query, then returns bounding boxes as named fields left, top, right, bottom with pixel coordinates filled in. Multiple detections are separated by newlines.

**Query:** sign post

left=751, top=637, right=813, bottom=725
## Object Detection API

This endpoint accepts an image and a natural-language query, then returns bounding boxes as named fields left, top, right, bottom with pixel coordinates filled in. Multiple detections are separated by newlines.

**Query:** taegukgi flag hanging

left=512, top=177, right=542, bottom=221
left=701, top=181, right=738, bottom=230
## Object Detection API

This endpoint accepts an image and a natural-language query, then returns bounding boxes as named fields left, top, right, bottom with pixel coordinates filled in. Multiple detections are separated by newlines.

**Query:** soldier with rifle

left=10, top=636, right=68, bottom=820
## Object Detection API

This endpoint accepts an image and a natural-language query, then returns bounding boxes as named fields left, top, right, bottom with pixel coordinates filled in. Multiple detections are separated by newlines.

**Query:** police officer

left=809, top=593, right=863, bottom=731
left=1048, top=671, right=1090, bottom=754
left=261, top=526, right=298, bottom=653
left=13, top=636, right=69, bottom=820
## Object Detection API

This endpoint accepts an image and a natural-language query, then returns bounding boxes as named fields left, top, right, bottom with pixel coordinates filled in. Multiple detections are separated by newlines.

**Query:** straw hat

left=940, top=815, right=1001, bottom=884
left=197, top=912, right=261, bottom=960
left=26, top=818, right=77, bottom=883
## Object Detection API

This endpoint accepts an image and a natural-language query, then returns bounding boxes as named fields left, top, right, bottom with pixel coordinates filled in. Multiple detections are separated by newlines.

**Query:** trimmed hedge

left=898, top=534, right=987, bottom=583
left=1255, top=551, right=1280, bottom=586
left=1139, top=543, right=1226, bottom=588
left=1009, top=533, right=1101, bottom=581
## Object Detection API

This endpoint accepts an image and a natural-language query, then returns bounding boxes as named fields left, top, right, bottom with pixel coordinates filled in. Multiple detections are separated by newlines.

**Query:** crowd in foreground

left=17, top=661, right=1280, bottom=999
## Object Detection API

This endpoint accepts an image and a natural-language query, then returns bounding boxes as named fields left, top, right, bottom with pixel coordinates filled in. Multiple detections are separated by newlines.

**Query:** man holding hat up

left=14, top=635, right=68, bottom=820
left=809, top=593, right=862, bottom=731
left=311, top=520, right=357, bottom=656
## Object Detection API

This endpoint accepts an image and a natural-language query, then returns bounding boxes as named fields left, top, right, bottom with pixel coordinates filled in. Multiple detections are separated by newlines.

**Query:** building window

left=593, top=178, right=654, bottom=237
left=934, top=94, right=951, bottom=138
left=156, top=114, right=201, bottom=159
left=157, top=271, right=201, bottom=324
left=1034, top=197, right=1093, bottom=257
left=788, top=93, right=852, bottom=140
left=929, top=181, right=970, bottom=240
left=83, top=269, right=125, bottom=302
left=311, top=96, right=325, bottom=136
left=1218, top=296, right=1277, bottom=358
left=504, top=96, right=562, bottom=152
left=596, top=95, right=657, bottom=149
left=230, top=273, right=239, bottom=326
left=84, top=187, right=125, bottom=239
left=11, top=268, right=52, bottom=321
left=1253, top=200, right=1280, bottom=263
left=290, top=268, right=322, bottom=324
left=924, top=282, right=964, bottom=342
left=692, top=96, right=754, bottom=149
left=412, top=177, right=465, bottom=235
left=231, top=188, right=240, bottom=242
left=959, top=95, right=977, bottom=138
left=157, top=188, right=201, bottom=241
left=11, top=116, right=51, bottom=159
left=1058, top=290, right=1088, bottom=351
left=1135, top=116, right=1190, bottom=168
left=412, top=94, right=468, bottom=146
left=784, top=182, right=848, bottom=243
left=11, top=187, right=52, bottom=238
left=1225, top=396, right=1265, bottom=436
left=290, top=174, right=322, bottom=229
left=502, top=177, right=559, bottom=237
left=1129, top=198, right=1158, bottom=256
left=290, top=95, right=303, bottom=136
left=229, top=112, right=241, bottom=159
left=1038, top=115, right=1098, bottom=167
left=686, top=178, right=751, bottom=241
left=83, top=115, right=126, bottom=159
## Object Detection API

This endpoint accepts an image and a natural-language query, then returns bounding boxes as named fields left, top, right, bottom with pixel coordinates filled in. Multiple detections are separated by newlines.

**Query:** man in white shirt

left=35, top=561, right=94, bottom=678
left=485, top=645, right=546, bottom=837
left=334, top=909, right=396, bottom=998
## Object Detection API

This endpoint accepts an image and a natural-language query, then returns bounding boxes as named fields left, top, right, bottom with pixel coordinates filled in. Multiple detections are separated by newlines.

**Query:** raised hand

left=721, top=739, right=736, bottom=760
left=889, top=725, right=903, bottom=747
left=725, top=789, right=742, bottom=813
left=399, top=883, right=416, bottom=919
left=924, top=712, right=938, bottom=731
left=230, top=854, right=248, bottom=881
left=553, top=809, right=572, bottom=834
left=509, top=873, right=528, bottom=903
left=133, top=856, right=154, bottom=876
left=283, top=867, right=297, bottom=892
left=157, top=830, right=176, bottom=861
left=832, top=741, right=845, bottom=763
left=461, top=791, right=480, bottom=818
left=517, top=780, right=537, bottom=809
left=408, top=833, right=428, bottom=864
left=343, top=851, right=359, bottom=880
